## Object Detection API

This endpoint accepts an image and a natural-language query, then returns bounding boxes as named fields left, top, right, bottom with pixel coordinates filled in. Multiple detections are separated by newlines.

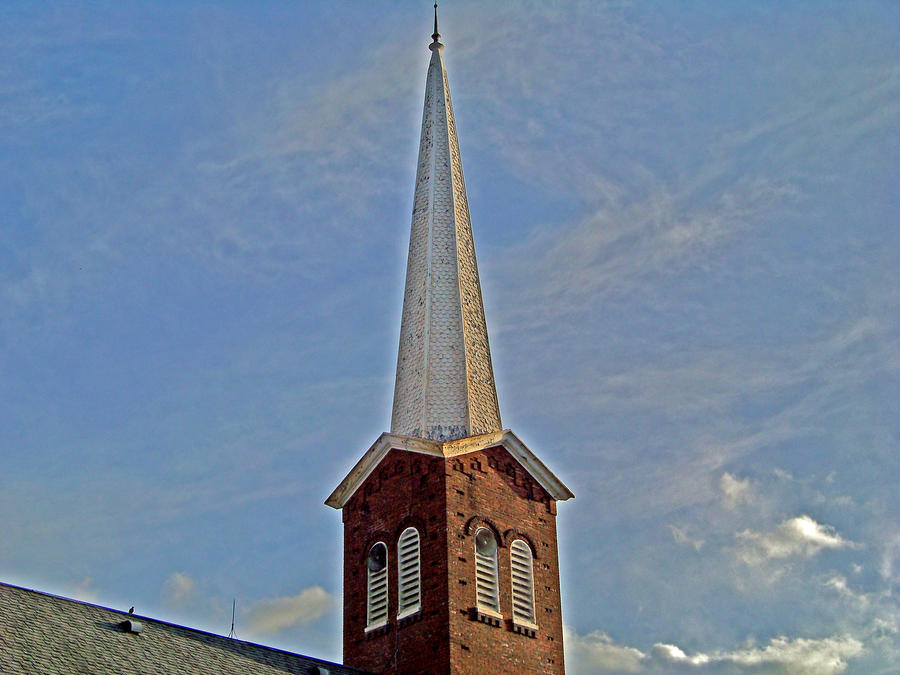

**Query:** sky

left=1, top=1, right=898, bottom=673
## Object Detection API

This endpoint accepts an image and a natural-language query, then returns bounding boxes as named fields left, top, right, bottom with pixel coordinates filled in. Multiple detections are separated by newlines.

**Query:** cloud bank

left=566, top=628, right=864, bottom=675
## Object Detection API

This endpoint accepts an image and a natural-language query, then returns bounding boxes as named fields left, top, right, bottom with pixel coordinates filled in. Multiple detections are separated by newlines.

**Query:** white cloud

left=564, top=627, right=646, bottom=673
left=736, top=516, right=855, bottom=565
left=243, top=586, right=332, bottom=635
left=163, top=571, right=196, bottom=606
left=651, top=642, right=710, bottom=666
left=718, top=635, right=864, bottom=675
left=720, top=472, right=753, bottom=509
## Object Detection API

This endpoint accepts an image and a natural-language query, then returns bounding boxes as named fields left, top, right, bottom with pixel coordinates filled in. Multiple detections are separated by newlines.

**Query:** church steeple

left=391, top=10, right=502, bottom=442
left=329, top=12, right=571, bottom=674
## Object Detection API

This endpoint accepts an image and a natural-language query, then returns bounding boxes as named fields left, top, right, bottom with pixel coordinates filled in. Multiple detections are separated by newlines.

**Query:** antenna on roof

left=228, top=598, right=236, bottom=638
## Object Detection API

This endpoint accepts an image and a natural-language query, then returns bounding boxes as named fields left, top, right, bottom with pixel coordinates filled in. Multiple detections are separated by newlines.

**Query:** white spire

left=390, top=22, right=502, bottom=442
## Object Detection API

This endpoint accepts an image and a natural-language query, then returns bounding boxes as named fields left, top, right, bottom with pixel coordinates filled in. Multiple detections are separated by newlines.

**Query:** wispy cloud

left=668, top=525, right=704, bottom=552
left=719, top=472, right=754, bottom=510
left=507, top=290, right=898, bottom=530
left=243, top=586, right=333, bottom=636
left=824, top=575, right=870, bottom=609
left=494, top=176, right=798, bottom=337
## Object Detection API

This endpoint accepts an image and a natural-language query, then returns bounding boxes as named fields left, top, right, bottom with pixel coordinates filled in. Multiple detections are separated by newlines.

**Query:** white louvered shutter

left=397, top=527, right=421, bottom=617
left=510, top=539, right=536, bottom=625
left=474, top=528, right=500, bottom=613
left=366, top=543, right=388, bottom=628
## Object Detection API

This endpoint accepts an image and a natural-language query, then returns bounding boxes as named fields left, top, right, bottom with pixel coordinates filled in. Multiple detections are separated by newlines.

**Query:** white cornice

left=325, top=430, right=574, bottom=509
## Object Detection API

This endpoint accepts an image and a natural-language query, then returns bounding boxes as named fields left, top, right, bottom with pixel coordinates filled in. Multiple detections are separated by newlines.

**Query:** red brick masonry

left=342, top=446, right=565, bottom=674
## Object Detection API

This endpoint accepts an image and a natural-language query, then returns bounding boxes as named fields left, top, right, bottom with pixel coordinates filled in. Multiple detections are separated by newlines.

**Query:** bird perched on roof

left=128, top=606, right=134, bottom=614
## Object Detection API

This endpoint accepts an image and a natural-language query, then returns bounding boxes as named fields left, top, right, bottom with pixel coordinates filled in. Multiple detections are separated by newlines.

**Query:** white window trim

left=474, top=527, right=500, bottom=615
left=397, top=527, right=422, bottom=619
left=510, top=539, right=537, bottom=629
left=366, top=542, right=388, bottom=630
left=475, top=605, right=503, bottom=620
left=397, top=605, right=420, bottom=621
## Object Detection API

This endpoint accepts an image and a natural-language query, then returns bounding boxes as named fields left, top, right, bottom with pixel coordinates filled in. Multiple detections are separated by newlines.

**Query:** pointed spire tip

left=430, top=2, right=442, bottom=49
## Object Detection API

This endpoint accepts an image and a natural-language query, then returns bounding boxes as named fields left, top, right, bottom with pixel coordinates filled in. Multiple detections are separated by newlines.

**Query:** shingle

left=390, top=38, right=502, bottom=443
left=0, top=582, right=370, bottom=675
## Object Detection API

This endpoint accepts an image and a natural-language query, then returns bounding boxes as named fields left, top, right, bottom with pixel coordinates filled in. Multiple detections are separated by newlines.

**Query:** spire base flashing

left=406, top=424, right=469, bottom=442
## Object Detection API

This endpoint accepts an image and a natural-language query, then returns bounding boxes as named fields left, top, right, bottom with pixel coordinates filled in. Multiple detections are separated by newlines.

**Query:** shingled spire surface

left=390, top=22, right=501, bottom=442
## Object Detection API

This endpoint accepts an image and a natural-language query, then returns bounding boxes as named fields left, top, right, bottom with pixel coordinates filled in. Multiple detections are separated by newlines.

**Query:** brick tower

left=326, top=8, right=573, bottom=674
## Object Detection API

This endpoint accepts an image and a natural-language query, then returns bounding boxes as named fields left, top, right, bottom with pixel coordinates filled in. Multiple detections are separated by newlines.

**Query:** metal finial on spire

left=431, top=3, right=440, bottom=44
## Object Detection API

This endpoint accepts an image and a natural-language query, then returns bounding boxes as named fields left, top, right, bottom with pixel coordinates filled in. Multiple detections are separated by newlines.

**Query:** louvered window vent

left=366, top=542, right=388, bottom=630
left=397, top=527, right=421, bottom=618
left=510, top=539, right=536, bottom=627
left=474, top=528, right=500, bottom=615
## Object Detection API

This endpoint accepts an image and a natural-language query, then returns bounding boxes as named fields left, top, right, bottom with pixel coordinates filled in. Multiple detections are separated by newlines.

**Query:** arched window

left=366, top=542, right=388, bottom=629
left=397, top=527, right=421, bottom=618
left=510, top=539, right=536, bottom=626
left=474, top=527, right=500, bottom=614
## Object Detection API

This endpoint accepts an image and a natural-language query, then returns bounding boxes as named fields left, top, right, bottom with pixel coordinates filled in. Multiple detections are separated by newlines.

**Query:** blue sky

left=1, top=2, right=898, bottom=673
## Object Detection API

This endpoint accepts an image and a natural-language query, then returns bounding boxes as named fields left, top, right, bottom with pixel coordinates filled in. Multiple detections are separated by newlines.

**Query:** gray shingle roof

left=0, top=582, right=369, bottom=675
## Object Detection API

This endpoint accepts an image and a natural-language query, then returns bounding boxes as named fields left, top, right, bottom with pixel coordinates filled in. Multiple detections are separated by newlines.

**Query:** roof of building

left=325, top=430, right=574, bottom=509
left=0, top=582, right=369, bottom=675
left=390, top=11, right=502, bottom=442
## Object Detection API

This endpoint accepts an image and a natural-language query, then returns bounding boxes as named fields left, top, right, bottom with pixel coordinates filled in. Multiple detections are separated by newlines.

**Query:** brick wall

left=342, top=446, right=565, bottom=674
left=445, top=446, right=565, bottom=674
